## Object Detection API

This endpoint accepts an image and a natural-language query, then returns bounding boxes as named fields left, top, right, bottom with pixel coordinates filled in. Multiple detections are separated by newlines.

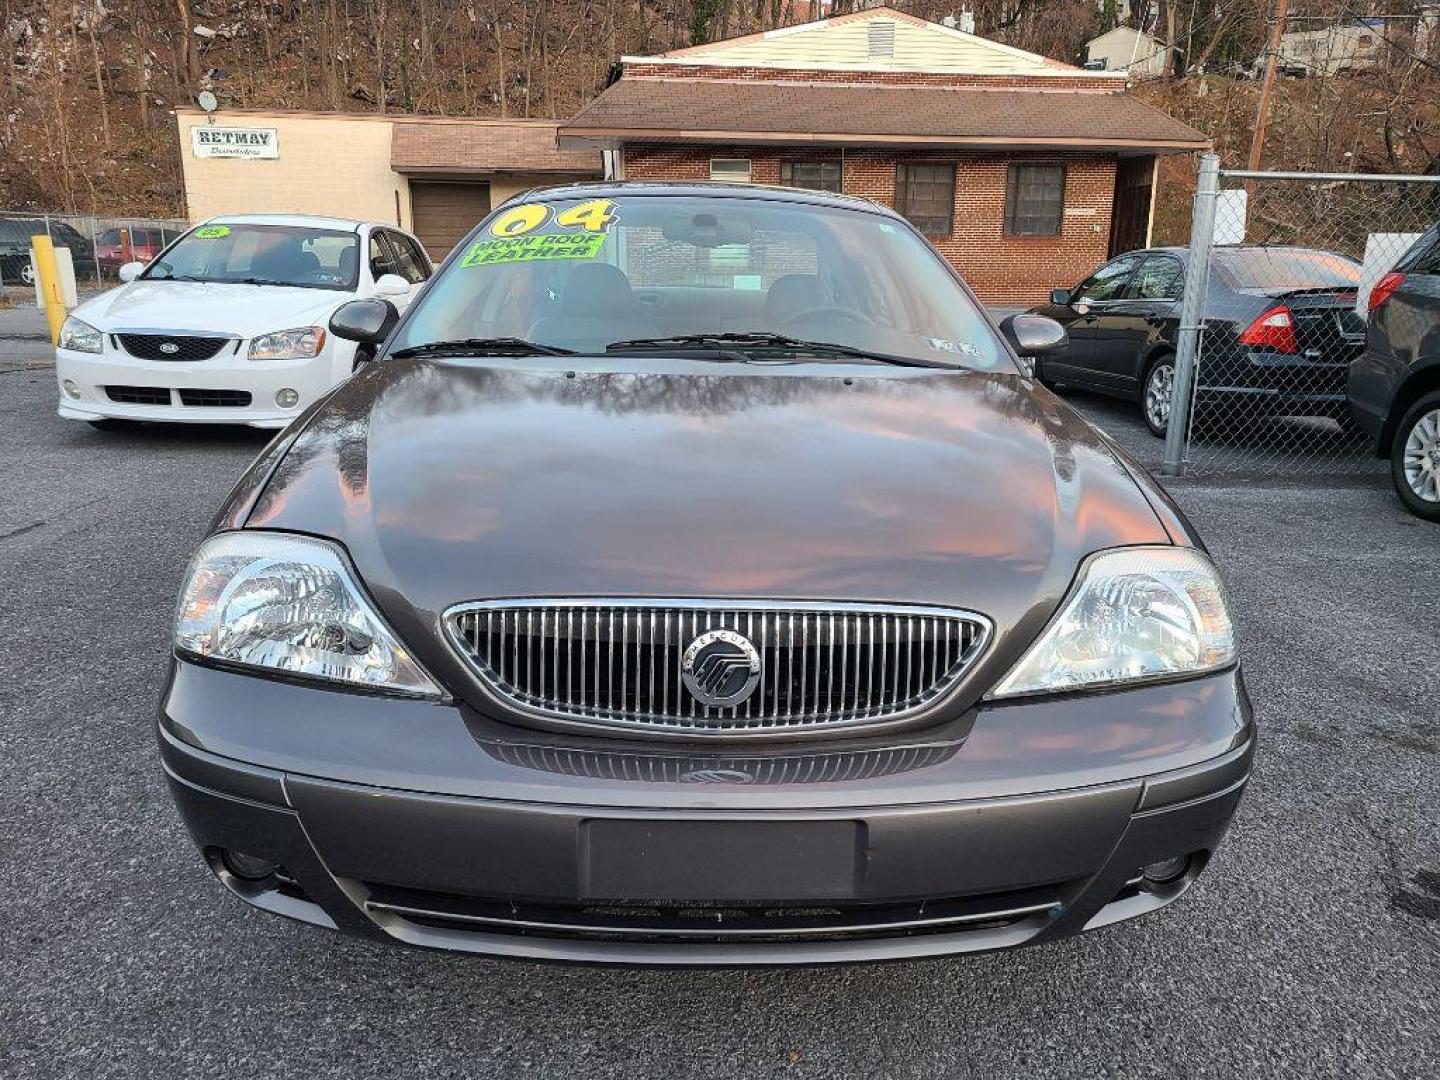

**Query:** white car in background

left=54, top=214, right=432, bottom=430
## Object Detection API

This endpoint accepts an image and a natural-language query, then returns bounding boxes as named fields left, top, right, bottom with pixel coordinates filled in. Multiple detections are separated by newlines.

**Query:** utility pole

left=1247, top=0, right=1290, bottom=172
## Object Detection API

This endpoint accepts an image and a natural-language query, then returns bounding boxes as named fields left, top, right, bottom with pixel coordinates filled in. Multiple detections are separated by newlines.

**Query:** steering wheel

left=782, top=304, right=871, bottom=328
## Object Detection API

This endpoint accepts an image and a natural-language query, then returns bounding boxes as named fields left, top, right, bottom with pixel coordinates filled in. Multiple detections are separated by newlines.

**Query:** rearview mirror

left=1049, top=288, right=1071, bottom=307
left=999, top=313, right=1068, bottom=358
left=329, top=298, right=399, bottom=346
left=118, top=261, right=144, bottom=283
left=374, top=273, right=410, bottom=298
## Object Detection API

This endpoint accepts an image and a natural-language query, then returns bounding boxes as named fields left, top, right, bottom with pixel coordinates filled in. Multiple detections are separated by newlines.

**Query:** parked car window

left=369, top=232, right=399, bottom=280
left=894, top=164, right=955, bottom=236
left=780, top=161, right=843, bottom=193
left=387, top=232, right=429, bottom=283
left=394, top=193, right=1009, bottom=370
left=1212, top=248, right=1360, bottom=291
left=1396, top=225, right=1440, bottom=274
left=1073, top=255, right=1142, bottom=303
left=143, top=223, right=360, bottom=290
left=1004, top=164, right=1066, bottom=237
left=1123, top=255, right=1184, bottom=300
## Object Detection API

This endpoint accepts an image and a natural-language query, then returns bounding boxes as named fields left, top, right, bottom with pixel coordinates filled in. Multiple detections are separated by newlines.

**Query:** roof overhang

left=559, top=129, right=1208, bottom=157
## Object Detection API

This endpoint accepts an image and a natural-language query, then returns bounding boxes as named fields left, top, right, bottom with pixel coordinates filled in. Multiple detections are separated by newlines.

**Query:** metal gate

left=1163, top=155, right=1440, bottom=477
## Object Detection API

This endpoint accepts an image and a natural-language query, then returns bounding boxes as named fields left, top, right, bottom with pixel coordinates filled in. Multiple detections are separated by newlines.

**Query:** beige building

left=1085, top=26, right=1176, bottom=78
left=174, top=107, right=603, bottom=259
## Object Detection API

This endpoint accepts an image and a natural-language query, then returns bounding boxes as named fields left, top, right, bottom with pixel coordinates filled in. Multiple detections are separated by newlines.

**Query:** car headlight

left=248, top=326, right=326, bottom=360
left=990, top=546, right=1236, bottom=699
left=58, top=316, right=103, bottom=354
left=175, top=531, right=442, bottom=698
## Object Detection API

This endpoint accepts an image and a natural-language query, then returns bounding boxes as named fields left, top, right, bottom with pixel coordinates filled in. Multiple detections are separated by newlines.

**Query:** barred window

left=1004, top=164, right=1066, bottom=236
left=780, top=161, right=843, bottom=193
left=894, top=163, right=955, bottom=236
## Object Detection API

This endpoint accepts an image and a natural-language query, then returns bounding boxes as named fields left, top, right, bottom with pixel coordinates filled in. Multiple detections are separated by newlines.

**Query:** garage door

left=409, top=181, right=491, bottom=262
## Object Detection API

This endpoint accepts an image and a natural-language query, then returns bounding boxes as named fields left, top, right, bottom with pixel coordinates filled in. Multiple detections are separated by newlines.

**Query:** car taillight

left=1238, top=304, right=1299, bottom=354
left=1368, top=271, right=1406, bottom=313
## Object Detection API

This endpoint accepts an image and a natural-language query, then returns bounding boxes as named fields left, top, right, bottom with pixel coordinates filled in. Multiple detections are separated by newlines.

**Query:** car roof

left=498, top=180, right=896, bottom=217
left=202, top=213, right=381, bottom=232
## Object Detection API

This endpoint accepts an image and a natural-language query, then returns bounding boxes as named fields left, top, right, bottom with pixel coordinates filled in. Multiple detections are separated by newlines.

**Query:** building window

left=780, top=160, right=843, bottom=193
left=1005, top=164, right=1066, bottom=236
left=710, top=158, right=752, bottom=183
left=894, top=163, right=955, bottom=236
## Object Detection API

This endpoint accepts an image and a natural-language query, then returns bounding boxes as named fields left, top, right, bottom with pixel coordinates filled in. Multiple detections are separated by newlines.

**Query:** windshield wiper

left=147, top=272, right=205, bottom=282
left=604, top=332, right=952, bottom=369
left=389, top=337, right=576, bottom=359
left=232, top=276, right=292, bottom=287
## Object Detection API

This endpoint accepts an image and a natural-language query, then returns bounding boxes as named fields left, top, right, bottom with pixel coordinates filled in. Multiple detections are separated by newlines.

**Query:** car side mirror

left=1049, top=288, right=1071, bottom=307
left=374, top=273, right=411, bottom=298
left=329, top=298, right=399, bottom=346
left=118, top=261, right=144, bottom=283
left=999, top=313, right=1068, bottom=358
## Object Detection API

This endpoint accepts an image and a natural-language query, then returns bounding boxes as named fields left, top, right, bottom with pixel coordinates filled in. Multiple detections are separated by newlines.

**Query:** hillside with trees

left=2, top=0, right=1437, bottom=226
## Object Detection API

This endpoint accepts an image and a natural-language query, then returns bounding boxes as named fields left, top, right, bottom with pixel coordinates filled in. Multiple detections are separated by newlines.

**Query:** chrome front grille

left=445, top=600, right=991, bottom=736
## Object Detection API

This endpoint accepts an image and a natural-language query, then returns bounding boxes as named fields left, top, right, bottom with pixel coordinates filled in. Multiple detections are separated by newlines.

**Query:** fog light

left=1142, top=855, right=1190, bottom=885
left=221, top=850, right=279, bottom=882
left=62, top=379, right=81, bottom=400
left=275, top=388, right=300, bottom=409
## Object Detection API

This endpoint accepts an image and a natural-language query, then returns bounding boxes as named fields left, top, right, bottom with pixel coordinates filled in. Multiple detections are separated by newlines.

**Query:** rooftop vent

left=867, top=19, right=896, bottom=59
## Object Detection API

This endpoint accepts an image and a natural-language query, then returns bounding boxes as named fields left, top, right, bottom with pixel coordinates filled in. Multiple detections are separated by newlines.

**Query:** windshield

left=390, top=193, right=1009, bottom=370
left=142, top=223, right=360, bottom=290
left=1214, top=248, right=1360, bottom=292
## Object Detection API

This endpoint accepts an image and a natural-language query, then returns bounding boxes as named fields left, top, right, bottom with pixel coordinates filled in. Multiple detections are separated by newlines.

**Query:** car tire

left=1141, top=354, right=1177, bottom=439
left=87, top=418, right=141, bottom=432
left=1390, top=391, right=1440, bottom=522
left=19, top=262, right=36, bottom=287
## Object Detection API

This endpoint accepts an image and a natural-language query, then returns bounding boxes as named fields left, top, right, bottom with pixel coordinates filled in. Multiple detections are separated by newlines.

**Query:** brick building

left=559, top=7, right=1208, bottom=305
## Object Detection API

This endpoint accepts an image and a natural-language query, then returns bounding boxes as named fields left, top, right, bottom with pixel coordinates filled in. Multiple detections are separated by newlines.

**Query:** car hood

left=241, top=357, right=1173, bottom=700
left=74, top=279, right=345, bottom=336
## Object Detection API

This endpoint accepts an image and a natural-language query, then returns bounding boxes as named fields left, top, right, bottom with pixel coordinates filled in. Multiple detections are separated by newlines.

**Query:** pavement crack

left=0, top=520, right=45, bottom=541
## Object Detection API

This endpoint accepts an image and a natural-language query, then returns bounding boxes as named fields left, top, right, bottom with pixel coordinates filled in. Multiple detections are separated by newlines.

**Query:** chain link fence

left=0, top=211, right=190, bottom=294
left=1164, top=158, right=1440, bottom=478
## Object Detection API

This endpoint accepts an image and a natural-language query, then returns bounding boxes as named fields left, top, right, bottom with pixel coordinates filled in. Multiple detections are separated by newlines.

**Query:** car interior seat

left=528, top=263, right=662, bottom=352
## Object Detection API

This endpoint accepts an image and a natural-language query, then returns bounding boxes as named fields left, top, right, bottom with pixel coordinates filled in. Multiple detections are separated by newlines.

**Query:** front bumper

left=159, top=661, right=1254, bottom=966
left=55, top=342, right=348, bottom=429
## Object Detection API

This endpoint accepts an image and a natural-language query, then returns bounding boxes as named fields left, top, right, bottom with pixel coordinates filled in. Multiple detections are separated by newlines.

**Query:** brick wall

left=622, top=144, right=1116, bottom=306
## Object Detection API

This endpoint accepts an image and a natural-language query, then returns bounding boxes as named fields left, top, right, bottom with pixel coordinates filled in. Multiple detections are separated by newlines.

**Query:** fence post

left=1163, top=152, right=1221, bottom=477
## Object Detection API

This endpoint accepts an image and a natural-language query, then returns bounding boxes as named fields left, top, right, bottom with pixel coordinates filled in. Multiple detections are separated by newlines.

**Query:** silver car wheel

left=20, top=262, right=36, bottom=286
left=1145, top=361, right=1175, bottom=430
left=1401, top=407, right=1440, bottom=504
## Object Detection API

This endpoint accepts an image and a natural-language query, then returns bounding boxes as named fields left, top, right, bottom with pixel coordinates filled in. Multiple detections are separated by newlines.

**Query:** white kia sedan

left=54, top=214, right=431, bottom=429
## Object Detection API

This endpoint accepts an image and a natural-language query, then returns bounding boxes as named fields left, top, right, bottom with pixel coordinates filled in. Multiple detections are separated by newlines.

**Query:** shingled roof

left=560, top=78, right=1208, bottom=153
left=391, top=119, right=602, bottom=176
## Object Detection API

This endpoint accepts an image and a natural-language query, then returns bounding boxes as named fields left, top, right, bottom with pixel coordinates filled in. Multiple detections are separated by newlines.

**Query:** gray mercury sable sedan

left=161, top=183, right=1252, bottom=965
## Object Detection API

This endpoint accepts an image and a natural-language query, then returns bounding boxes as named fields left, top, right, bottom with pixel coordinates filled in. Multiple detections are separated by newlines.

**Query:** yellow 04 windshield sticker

left=462, top=197, right=617, bottom=266
left=192, top=225, right=231, bottom=239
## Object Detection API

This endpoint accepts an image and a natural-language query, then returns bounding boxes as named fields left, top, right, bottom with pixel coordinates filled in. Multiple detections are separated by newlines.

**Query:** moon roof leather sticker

left=461, top=198, right=616, bottom=268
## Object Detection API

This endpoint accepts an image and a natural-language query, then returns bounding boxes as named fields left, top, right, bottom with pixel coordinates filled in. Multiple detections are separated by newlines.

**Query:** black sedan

left=159, top=183, right=1251, bottom=966
left=1348, top=221, right=1440, bottom=521
left=1031, top=245, right=1366, bottom=437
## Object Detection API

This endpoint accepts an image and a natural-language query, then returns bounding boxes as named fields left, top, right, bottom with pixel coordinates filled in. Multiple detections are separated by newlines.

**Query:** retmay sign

left=191, top=126, right=279, bottom=159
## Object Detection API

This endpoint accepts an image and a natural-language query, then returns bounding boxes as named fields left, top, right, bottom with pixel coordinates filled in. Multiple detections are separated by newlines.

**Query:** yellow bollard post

left=30, top=234, right=67, bottom=345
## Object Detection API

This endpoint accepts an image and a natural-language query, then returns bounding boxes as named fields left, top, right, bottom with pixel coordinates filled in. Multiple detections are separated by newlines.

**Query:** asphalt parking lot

left=2, top=359, right=1437, bottom=1079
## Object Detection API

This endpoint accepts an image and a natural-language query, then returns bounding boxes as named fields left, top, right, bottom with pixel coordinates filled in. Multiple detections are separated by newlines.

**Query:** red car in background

left=96, top=227, right=183, bottom=275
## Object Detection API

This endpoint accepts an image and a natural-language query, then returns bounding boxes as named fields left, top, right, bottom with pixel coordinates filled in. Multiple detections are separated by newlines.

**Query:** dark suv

left=1348, top=223, right=1440, bottom=520
left=0, top=218, right=97, bottom=285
